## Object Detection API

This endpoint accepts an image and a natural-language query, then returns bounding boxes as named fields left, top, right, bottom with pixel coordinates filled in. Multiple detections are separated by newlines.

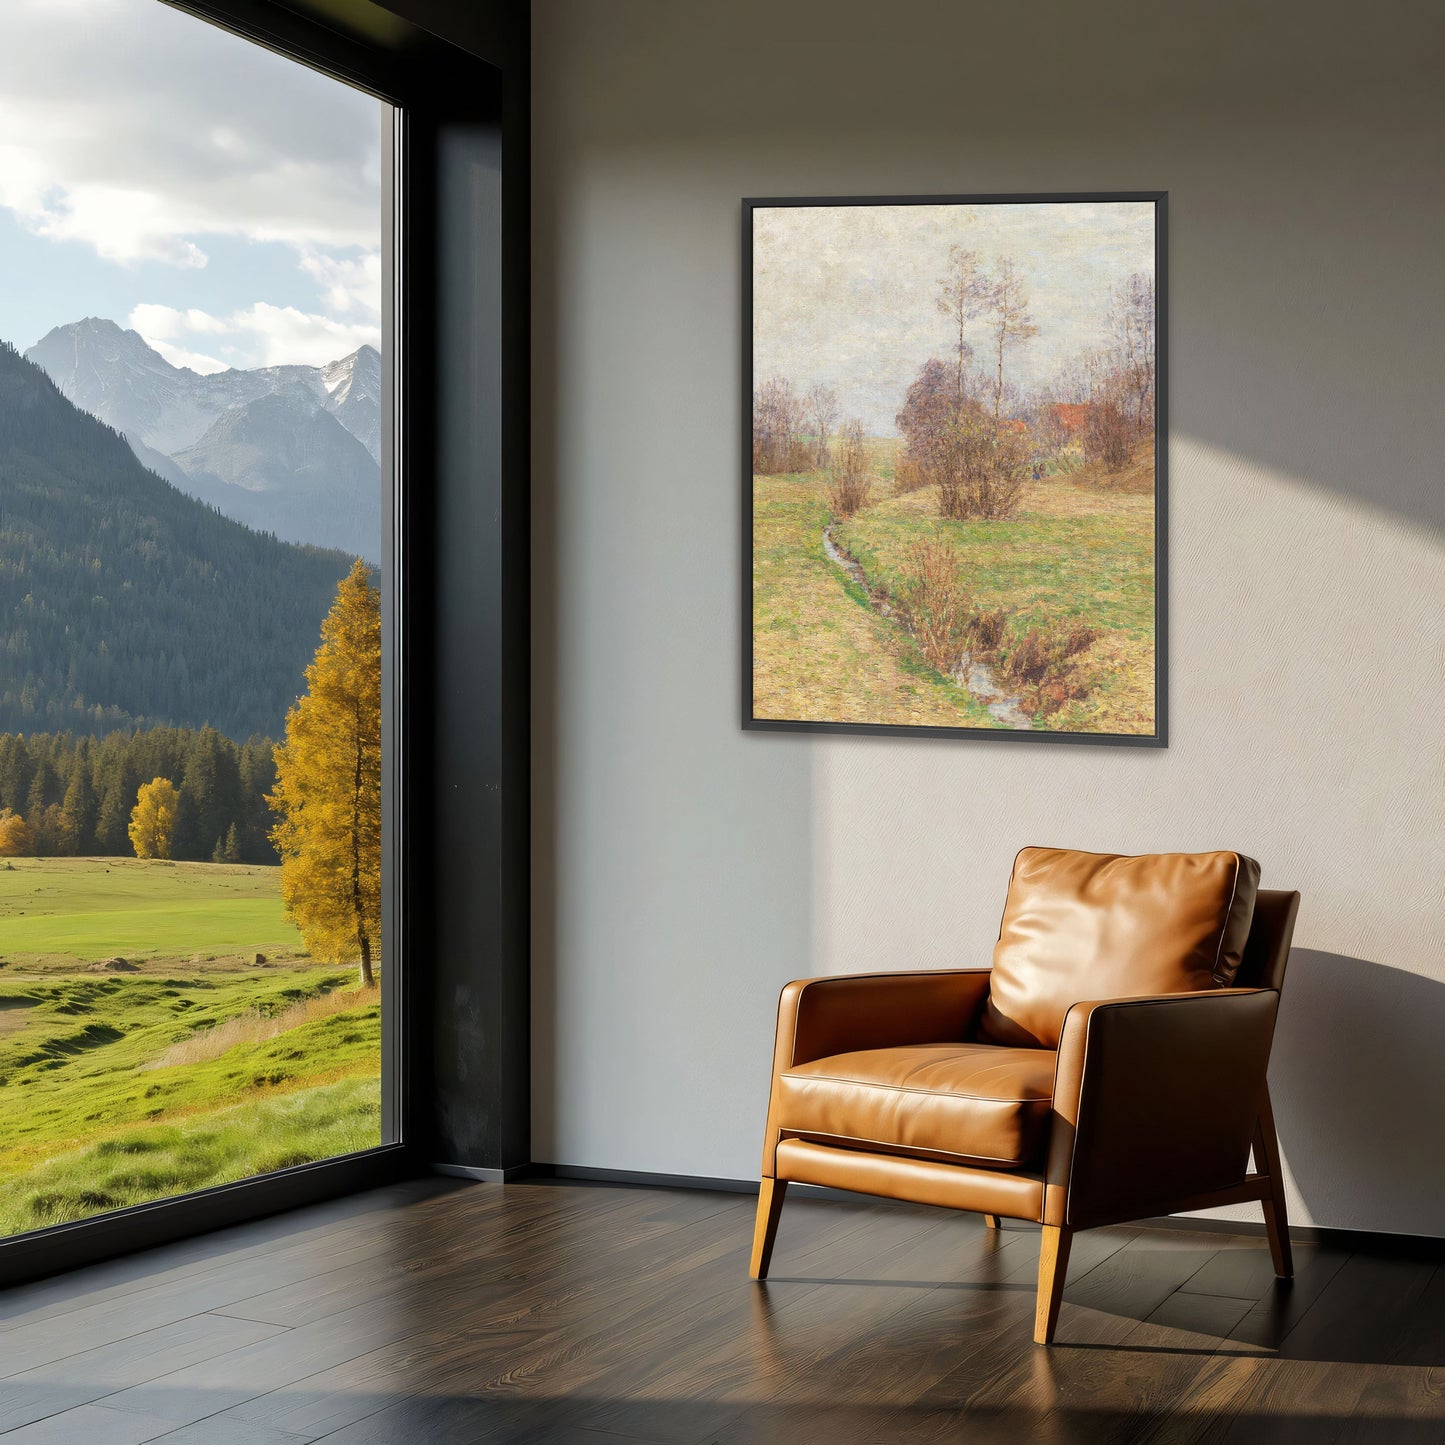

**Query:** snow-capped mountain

left=322, top=345, right=382, bottom=462
left=174, top=385, right=380, bottom=561
left=25, top=319, right=382, bottom=558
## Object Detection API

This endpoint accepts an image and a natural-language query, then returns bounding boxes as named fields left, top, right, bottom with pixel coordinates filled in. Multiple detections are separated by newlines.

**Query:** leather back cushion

left=976, top=847, right=1262, bottom=1049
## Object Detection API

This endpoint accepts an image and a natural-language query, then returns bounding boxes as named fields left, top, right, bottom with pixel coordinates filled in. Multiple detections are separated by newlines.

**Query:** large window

left=0, top=0, right=395, bottom=1236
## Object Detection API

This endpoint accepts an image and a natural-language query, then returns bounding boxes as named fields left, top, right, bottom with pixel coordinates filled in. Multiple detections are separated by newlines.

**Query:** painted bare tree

left=752, top=374, right=809, bottom=473
left=1109, top=272, right=1156, bottom=435
left=1081, top=271, right=1157, bottom=471
left=807, top=383, right=839, bottom=468
left=935, top=245, right=990, bottom=403
left=987, top=258, right=1040, bottom=434
left=896, top=355, right=1026, bottom=521
left=827, top=419, right=872, bottom=518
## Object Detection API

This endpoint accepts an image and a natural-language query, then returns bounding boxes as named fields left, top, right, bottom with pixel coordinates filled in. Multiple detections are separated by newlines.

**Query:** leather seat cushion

left=774, top=1042, right=1056, bottom=1170
left=977, top=847, right=1262, bottom=1050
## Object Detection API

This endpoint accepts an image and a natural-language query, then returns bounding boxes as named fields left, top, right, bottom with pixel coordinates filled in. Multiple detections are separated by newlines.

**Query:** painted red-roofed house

left=1048, top=403, right=1092, bottom=436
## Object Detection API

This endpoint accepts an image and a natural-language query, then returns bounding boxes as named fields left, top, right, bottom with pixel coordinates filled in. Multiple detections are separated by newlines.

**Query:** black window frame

left=0, top=0, right=530, bottom=1287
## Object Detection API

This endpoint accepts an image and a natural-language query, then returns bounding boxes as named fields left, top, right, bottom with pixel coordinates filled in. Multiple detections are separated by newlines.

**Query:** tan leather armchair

left=750, top=847, right=1300, bottom=1345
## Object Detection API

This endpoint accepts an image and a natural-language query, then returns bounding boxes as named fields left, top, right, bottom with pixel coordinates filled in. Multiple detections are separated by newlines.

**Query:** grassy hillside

left=0, top=340, right=355, bottom=738
left=0, top=1077, right=379, bottom=1235
left=0, top=858, right=380, bottom=1234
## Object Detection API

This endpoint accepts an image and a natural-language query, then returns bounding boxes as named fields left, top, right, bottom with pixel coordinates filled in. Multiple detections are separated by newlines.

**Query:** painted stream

left=822, top=524, right=1032, bottom=730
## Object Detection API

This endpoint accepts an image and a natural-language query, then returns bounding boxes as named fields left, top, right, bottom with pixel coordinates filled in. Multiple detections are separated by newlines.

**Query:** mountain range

left=0, top=341, right=355, bottom=739
left=26, top=318, right=381, bottom=561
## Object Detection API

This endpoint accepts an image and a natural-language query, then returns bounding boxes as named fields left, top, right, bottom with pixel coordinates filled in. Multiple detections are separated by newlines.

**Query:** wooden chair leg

left=1034, top=1225, right=1072, bottom=1345
left=750, top=1177, right=788, bottom=1280
left=1254, top=1083, right=1293, bottom=1279
left=983, top=1214, right=1001, bottom=1230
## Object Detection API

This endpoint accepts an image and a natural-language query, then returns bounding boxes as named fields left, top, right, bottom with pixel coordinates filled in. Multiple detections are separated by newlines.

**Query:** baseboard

left=519, top=1162, right=756, bottom=1193
left=512, top=1162, right=1445, bottom=1255
left=1141, top=1211, right=1445, bottom=1256
left=431, top=1162, right=532, bottom=1183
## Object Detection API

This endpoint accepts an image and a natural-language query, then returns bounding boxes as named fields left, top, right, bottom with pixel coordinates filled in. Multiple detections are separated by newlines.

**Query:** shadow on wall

left=1174, top=164, right=1444, bottom=539
left=1272, top=950, right=1445, bottom=1239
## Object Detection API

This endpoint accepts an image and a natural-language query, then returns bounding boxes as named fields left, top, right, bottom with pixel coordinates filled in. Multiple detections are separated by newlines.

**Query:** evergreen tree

left=268, top=561, right=382, bottom=987
left=180, top=726, right=241, bottom=861
left=0, top=342, right=355, bottom=738
left=172, top=780, right=203, bottom=862
left=60, top=761, right=97, bottom=854
left=26, top=758, right=60, bottom=818
left=239, top=738, right=279, bottom=863
left=0, top=725, right=282, bottom=860
left=96, top=744, right=143, bottom=855
left=0, top=735, right=27, bottom=814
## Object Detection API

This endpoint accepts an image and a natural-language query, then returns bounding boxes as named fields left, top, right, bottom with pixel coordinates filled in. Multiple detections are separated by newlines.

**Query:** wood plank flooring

left=1, top=1178, right=1441, bottom=1443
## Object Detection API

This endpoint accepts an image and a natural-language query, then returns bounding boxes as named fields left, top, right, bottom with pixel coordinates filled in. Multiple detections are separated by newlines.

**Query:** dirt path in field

left=821, top=523, right=1031, bottom=730
left=0, top=998, right=37, bottom=1037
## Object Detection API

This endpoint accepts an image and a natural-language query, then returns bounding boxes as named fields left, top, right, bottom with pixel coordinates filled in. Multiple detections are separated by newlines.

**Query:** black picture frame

left=741, top=191, right=1168, bottom=748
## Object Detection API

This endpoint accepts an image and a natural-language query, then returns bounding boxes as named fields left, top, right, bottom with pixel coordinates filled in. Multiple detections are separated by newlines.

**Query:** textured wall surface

left=531, top=0, right=1445, bottom=1233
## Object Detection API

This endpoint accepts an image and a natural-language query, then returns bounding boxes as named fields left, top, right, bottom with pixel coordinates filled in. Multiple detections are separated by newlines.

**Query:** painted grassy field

left=752, top=469, right=998, bottom=728
left=753, top=440, right=1155, bottom=735
left=0, top=858, right=380, bottom=1234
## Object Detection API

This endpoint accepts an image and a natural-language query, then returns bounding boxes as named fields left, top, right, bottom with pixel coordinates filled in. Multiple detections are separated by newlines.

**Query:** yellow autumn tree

left=268, top=559, right=382, bottom=987
left=0, top=807, right=31, bottom=857
left=128, top=778, right=179, bottom=859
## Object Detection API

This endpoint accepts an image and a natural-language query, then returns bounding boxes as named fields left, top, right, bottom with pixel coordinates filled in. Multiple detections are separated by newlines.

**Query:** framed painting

left=743, top=191, right=1166, bottom=746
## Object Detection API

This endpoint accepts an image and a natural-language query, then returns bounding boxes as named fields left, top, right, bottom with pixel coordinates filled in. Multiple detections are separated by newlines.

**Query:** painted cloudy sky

left=753, top=201, right=1156, bottom=435
left=0, top=0, right=384, bottom=371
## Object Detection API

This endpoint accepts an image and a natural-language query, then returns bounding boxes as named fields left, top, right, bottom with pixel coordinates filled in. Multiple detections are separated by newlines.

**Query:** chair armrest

left=760, top=970, right=991, bottom=1177
left=773, top=970, right=993, bottom=1073
left=1044, top=988, right=1280, bottom=1227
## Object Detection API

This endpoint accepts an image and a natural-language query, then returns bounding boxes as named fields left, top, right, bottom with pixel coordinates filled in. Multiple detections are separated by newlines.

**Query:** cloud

left=0, top=0, right=382, bottom=267
left=297, top=249, right=383, bottom=319
left=130, top=301, right=381, bottom=373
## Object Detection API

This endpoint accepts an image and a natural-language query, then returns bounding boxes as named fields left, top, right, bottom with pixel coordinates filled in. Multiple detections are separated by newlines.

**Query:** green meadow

left=0, top=857, right=306, bottom=965
left=0, top=858, right=381, bottom=1234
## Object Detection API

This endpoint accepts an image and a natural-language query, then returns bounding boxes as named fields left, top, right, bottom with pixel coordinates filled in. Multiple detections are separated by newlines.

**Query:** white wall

left=531, top=0, right=1445, bottom=1235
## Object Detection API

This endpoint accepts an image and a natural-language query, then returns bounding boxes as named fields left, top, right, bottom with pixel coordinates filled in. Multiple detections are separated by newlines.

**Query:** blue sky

left=0, top=0, right=384, bottom=371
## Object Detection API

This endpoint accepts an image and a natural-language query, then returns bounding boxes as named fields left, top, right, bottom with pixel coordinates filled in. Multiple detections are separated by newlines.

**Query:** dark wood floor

left=0, top=1178, right=1441, bottom=1444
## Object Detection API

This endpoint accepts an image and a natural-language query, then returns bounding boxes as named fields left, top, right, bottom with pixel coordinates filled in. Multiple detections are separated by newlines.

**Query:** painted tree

left=895, top=357, right=954, bottom=491
left=751, top=375, right=810, bottom=474
left=826, top=419, right=872, bottom=519
left=1105, top=271, right=1156, bottom=439
left=936, top=245, right=989, bottom=403
left=987, top=258, right=1040, bottom=433
left=268, top=560, right=382, bottom=988
left=807, top=384, right=840, bottom=468
left=128, top=777, right=179, bottom=859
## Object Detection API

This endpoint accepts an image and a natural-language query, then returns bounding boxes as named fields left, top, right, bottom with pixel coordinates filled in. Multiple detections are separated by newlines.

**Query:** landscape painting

left=746, top=193, right=1164, bottom=744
